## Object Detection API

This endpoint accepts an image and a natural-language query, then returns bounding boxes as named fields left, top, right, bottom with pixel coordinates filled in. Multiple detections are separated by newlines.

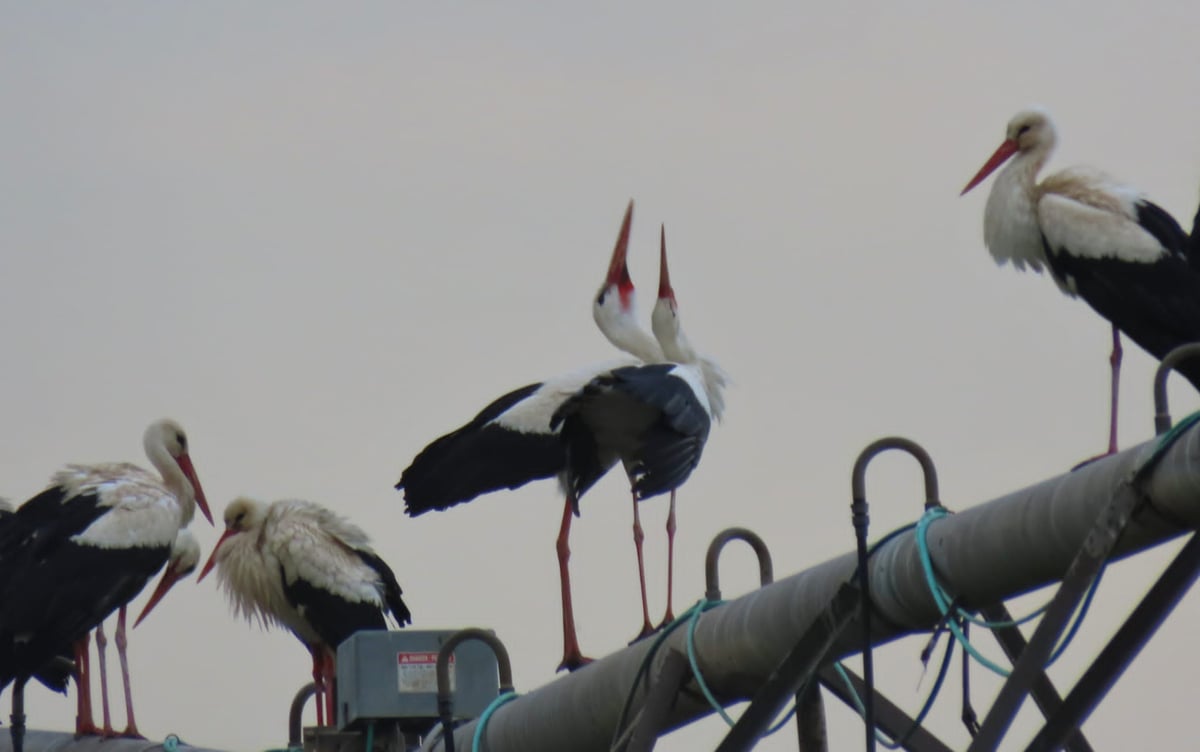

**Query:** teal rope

left=916, top=505, right=1104, bottom=676
left=684, top=600, right=798, bottom=737
left=610, top=600, right=713, bottom=749
left=472, top=691, right=517, bottom=752
left=685, top=602, right=736, bottom=727
left=162, top=735, right=180, bottom=752
left=365, top=721, right=375, bottom=752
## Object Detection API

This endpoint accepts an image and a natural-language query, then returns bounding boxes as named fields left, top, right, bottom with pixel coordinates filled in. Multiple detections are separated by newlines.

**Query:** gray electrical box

left=336, top=630, right=501, bottom=732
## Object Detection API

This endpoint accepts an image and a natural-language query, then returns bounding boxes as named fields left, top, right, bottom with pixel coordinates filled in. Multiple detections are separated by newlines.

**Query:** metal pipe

left=430, top=426, right=1200, bottom=752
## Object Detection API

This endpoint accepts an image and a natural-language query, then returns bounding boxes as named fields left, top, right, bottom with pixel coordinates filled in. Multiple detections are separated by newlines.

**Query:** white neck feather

left=144, top=432, right=195, bottom=526
left=983, top=150, right=1049, bottom=273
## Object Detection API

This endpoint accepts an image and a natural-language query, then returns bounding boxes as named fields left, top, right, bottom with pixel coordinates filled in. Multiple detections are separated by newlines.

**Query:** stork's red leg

left=323, top=651, right=337, bottom=727
left=94, top=621, right=114, bottom=736
left=74, top=634, right=101, bottom=737
left=310, top=649, right=326, bottom=727
left=657, top=490, right=677, bottom=629
left=630, top=492, right=654, bottom=642
left=114, top=606, right=144, bottom=738
left=1108, top=324, right=1122, bottom=455
left=556, top=493, right=592, bottom=672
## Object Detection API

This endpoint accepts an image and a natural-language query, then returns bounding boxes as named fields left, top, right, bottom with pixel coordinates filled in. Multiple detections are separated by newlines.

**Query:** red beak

left=197, top=528, right=236, bottom=583
left=658, top=224, right=675, bottom=302
left=961, top=138, right=1019, bottom=196
left=134, top=561, right=188, bottom=628
left=175, top=453, right=213, bottom=526
left=605, top=201, right=635, bottom=291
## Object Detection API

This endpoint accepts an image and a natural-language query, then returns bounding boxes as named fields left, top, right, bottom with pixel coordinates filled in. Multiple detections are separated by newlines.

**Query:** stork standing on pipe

left=0, top=419, right=210, bottom=741
left=396, top=201, right=664, bottom=671
left=961, top=107, right=1200, bottom=455
left=553, top=226, right=724, bottom=632
left=648, top=225, right=726, bottom=625
left=195, top=497, right=411, bottom=727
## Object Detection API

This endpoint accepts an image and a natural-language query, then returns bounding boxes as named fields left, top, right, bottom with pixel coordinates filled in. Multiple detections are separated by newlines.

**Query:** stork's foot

left=118, top=726, right=144, bottom=740
left=557, top=650, right=594, bottom=673
left=655, top=609, right=677, bottom=631
left=74, top=722, right=103, bottom=738
left=1070, top=449, right=1118, bottom=472
left=628, top=620, right=657, bottom=645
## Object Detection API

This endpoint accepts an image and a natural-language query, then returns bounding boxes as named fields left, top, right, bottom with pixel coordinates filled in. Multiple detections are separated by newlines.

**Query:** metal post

left=1025, top=532, right=1200, bottom=752
left=289, top=683, right=318, bottom=749
left=795, top=682, right=827, bottom=752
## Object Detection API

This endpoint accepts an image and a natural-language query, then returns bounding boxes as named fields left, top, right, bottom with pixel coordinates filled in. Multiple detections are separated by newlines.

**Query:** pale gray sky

left=3, top=3, right=1200, bottom=750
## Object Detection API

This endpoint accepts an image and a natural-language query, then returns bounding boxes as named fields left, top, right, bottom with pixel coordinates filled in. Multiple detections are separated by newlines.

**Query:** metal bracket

left=705, top=527, right=774, bottom=600
left=1024, top=532, right=1200, bottom=752
left=437, top=628, right=515, bottom=752
left=1152, top=343, right=1200, bottom=434
left=288, top=683, right=317, bottom=749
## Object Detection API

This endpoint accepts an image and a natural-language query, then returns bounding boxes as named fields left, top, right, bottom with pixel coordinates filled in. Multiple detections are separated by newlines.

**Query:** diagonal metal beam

left=967, top=480, right=1145, bottom=751
left=713, top=584, right=859, bottom=752
left=1024, top=532, right=1200, bottom=752
left=978, top=604, right=1093, bottom=752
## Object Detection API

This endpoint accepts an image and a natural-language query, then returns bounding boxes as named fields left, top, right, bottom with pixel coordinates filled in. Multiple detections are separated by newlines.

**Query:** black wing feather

left=397, top=382, right=566, bottom=515
left=1045, top=224, right=1200, bottom=391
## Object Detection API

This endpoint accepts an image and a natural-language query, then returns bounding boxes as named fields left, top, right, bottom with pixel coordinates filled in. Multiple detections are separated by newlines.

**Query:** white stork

left=197, top=497, right=411, bottom=727
left=961, top=107, right=1200, bottom=455
left=0, top=419, right=210, bottom=740
left=396, top=201, right=665, bottom=671
left=552, top=225, right=725, bottom=635
left=647, top=225, right=727, bottom=625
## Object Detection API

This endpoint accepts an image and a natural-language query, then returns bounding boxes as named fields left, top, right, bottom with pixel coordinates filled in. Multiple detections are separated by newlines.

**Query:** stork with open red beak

left=396, top=202, right=666, bottom=671
left=961, top=107, right=1200, bottom=455
left=0, top=419, right=210, bottom=744
left=198, top=496, right=411, bottom=727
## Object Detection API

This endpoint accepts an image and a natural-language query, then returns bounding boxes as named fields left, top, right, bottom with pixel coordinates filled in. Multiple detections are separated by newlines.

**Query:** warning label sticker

left=397, top=651, right=453, bottom=693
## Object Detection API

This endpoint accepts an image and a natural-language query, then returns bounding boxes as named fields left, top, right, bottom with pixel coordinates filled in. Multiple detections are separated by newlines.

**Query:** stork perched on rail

left=196, top=496, right=411, bottom=727
left=0, top=419, right=210, bottom=748
left=961, top=107, right=1200, bottom=455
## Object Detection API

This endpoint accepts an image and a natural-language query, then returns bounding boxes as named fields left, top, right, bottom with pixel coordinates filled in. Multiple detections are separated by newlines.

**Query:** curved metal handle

left=1153, top=343, right=1200, bottom=435
left=704, top=527, right=774, bottom=601
left=437, top=628, right=515, bottom=752
left=851, top=436, right=940, bottom=511
left=288, top=682, right=318, bottom=748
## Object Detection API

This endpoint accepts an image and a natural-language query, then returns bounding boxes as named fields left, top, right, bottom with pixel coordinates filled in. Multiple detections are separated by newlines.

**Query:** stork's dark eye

left=596, top=291, right=607, bottom=306
left=175, top=432, right=187, bottom=450
left=1017, top=124, right=1032, bottom=137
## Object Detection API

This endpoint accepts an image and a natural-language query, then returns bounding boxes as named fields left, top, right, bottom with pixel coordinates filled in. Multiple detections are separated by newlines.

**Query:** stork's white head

left=593, top=200, right=638, bottom=328
left=198, top=496, right=269, bottom=582
left=133, top=529, right=203, bottom=628
left=961, top=107, right=1057, bottom=195
left=592, top=201, right=664, bottom=362
left=143, top=418, right=213, bottom=527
